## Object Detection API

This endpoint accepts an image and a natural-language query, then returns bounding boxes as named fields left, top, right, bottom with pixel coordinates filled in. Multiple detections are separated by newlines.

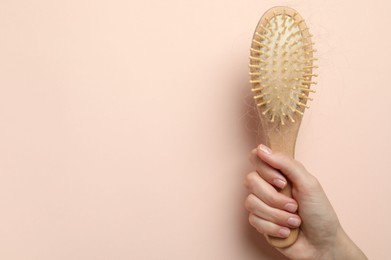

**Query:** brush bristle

left=249, top=9, right=317, bottom=126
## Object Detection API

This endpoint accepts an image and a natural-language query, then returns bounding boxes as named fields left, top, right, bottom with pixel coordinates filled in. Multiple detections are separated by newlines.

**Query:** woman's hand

left=244, top=144, right=367, bottom=260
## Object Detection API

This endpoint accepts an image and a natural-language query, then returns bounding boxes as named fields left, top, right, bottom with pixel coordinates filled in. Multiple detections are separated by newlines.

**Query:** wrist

left=321, top=226, right=367, bottom=260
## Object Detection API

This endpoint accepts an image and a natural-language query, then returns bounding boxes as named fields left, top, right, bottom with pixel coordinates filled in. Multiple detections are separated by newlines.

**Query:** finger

left=244, top=171, right=298, bottom=213
left=256, top=144, right=317, bottom=189
left=245, top=194, right=301, bottom=228
left=248, top=213, right=291, bottom=238
left=249, top=149, right=287, bottom=189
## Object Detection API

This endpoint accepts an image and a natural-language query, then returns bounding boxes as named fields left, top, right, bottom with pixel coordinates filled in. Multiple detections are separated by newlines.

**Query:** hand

left=244, top=144, right=367, bottom=260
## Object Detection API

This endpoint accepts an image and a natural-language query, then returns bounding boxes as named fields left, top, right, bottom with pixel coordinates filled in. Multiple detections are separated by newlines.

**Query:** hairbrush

left=249, top=6, right=317, bottom=248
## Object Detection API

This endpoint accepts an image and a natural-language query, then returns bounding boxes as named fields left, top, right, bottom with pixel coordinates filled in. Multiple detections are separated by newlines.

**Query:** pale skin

left=244, top=144, right=367, bottom=260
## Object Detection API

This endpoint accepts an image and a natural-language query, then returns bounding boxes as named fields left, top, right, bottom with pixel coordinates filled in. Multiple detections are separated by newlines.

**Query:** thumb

left=256, top=144, right=315, bottom=189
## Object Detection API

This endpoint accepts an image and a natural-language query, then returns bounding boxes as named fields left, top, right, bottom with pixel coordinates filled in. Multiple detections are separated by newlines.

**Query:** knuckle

left=260, top=219, right=282, bottom=237
left=245, top=172, right=258, bottom=189
left=248, top=214, right=256, bottom=226
left=264, top=191, right=278, bottom=206
left=248, top=214, right=264, bottom=233
left=244, top=196, right=252, bottom=211
left=262, top=220, right=278, bottom=236
left=244, top=194, right=256, bottom=212
left=255, top=226, right=264, bottom=234
left=248, top=171, right=259, bottom=179
left=269, top=209, right=284, bottom=224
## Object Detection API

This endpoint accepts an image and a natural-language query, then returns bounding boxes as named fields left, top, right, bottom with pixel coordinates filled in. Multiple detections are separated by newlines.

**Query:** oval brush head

left=249, top=7, right=317, bottom=126
left=249, top=6, right=317, bottom=248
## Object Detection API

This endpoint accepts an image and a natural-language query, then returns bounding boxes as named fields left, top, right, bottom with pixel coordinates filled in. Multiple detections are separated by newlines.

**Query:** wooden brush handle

left=266, top=181, right=299, bottom=248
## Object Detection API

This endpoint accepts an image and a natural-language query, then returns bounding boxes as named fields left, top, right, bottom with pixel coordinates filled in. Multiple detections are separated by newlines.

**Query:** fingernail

left=279, top=228, right=290, bottom=238
left=284, top=203, right=298, bottom=213
left=287, top=217, right=301, bottom=227
left=258, top=144, right=272, bottom=155
left=273, top=178, right=287, bottom=189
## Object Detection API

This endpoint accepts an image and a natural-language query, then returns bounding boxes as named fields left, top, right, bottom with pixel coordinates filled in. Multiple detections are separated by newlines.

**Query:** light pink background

left=0, top=0, right=390, bottom=259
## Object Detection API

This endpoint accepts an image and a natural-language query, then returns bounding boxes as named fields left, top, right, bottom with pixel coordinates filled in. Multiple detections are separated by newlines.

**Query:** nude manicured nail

left=287, top=217, right=301, bottom=227
left=279, top=228, right=290, bottom=238
left=273, top=178, right=287, bottom=189
left=284, top=203, right=298, bottom=213
left=258, top=144, right=272, bottom=155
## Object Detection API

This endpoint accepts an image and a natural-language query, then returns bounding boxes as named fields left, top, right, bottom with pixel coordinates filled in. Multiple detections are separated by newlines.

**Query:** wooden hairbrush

left=249, top=6, right=317, bottom=248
